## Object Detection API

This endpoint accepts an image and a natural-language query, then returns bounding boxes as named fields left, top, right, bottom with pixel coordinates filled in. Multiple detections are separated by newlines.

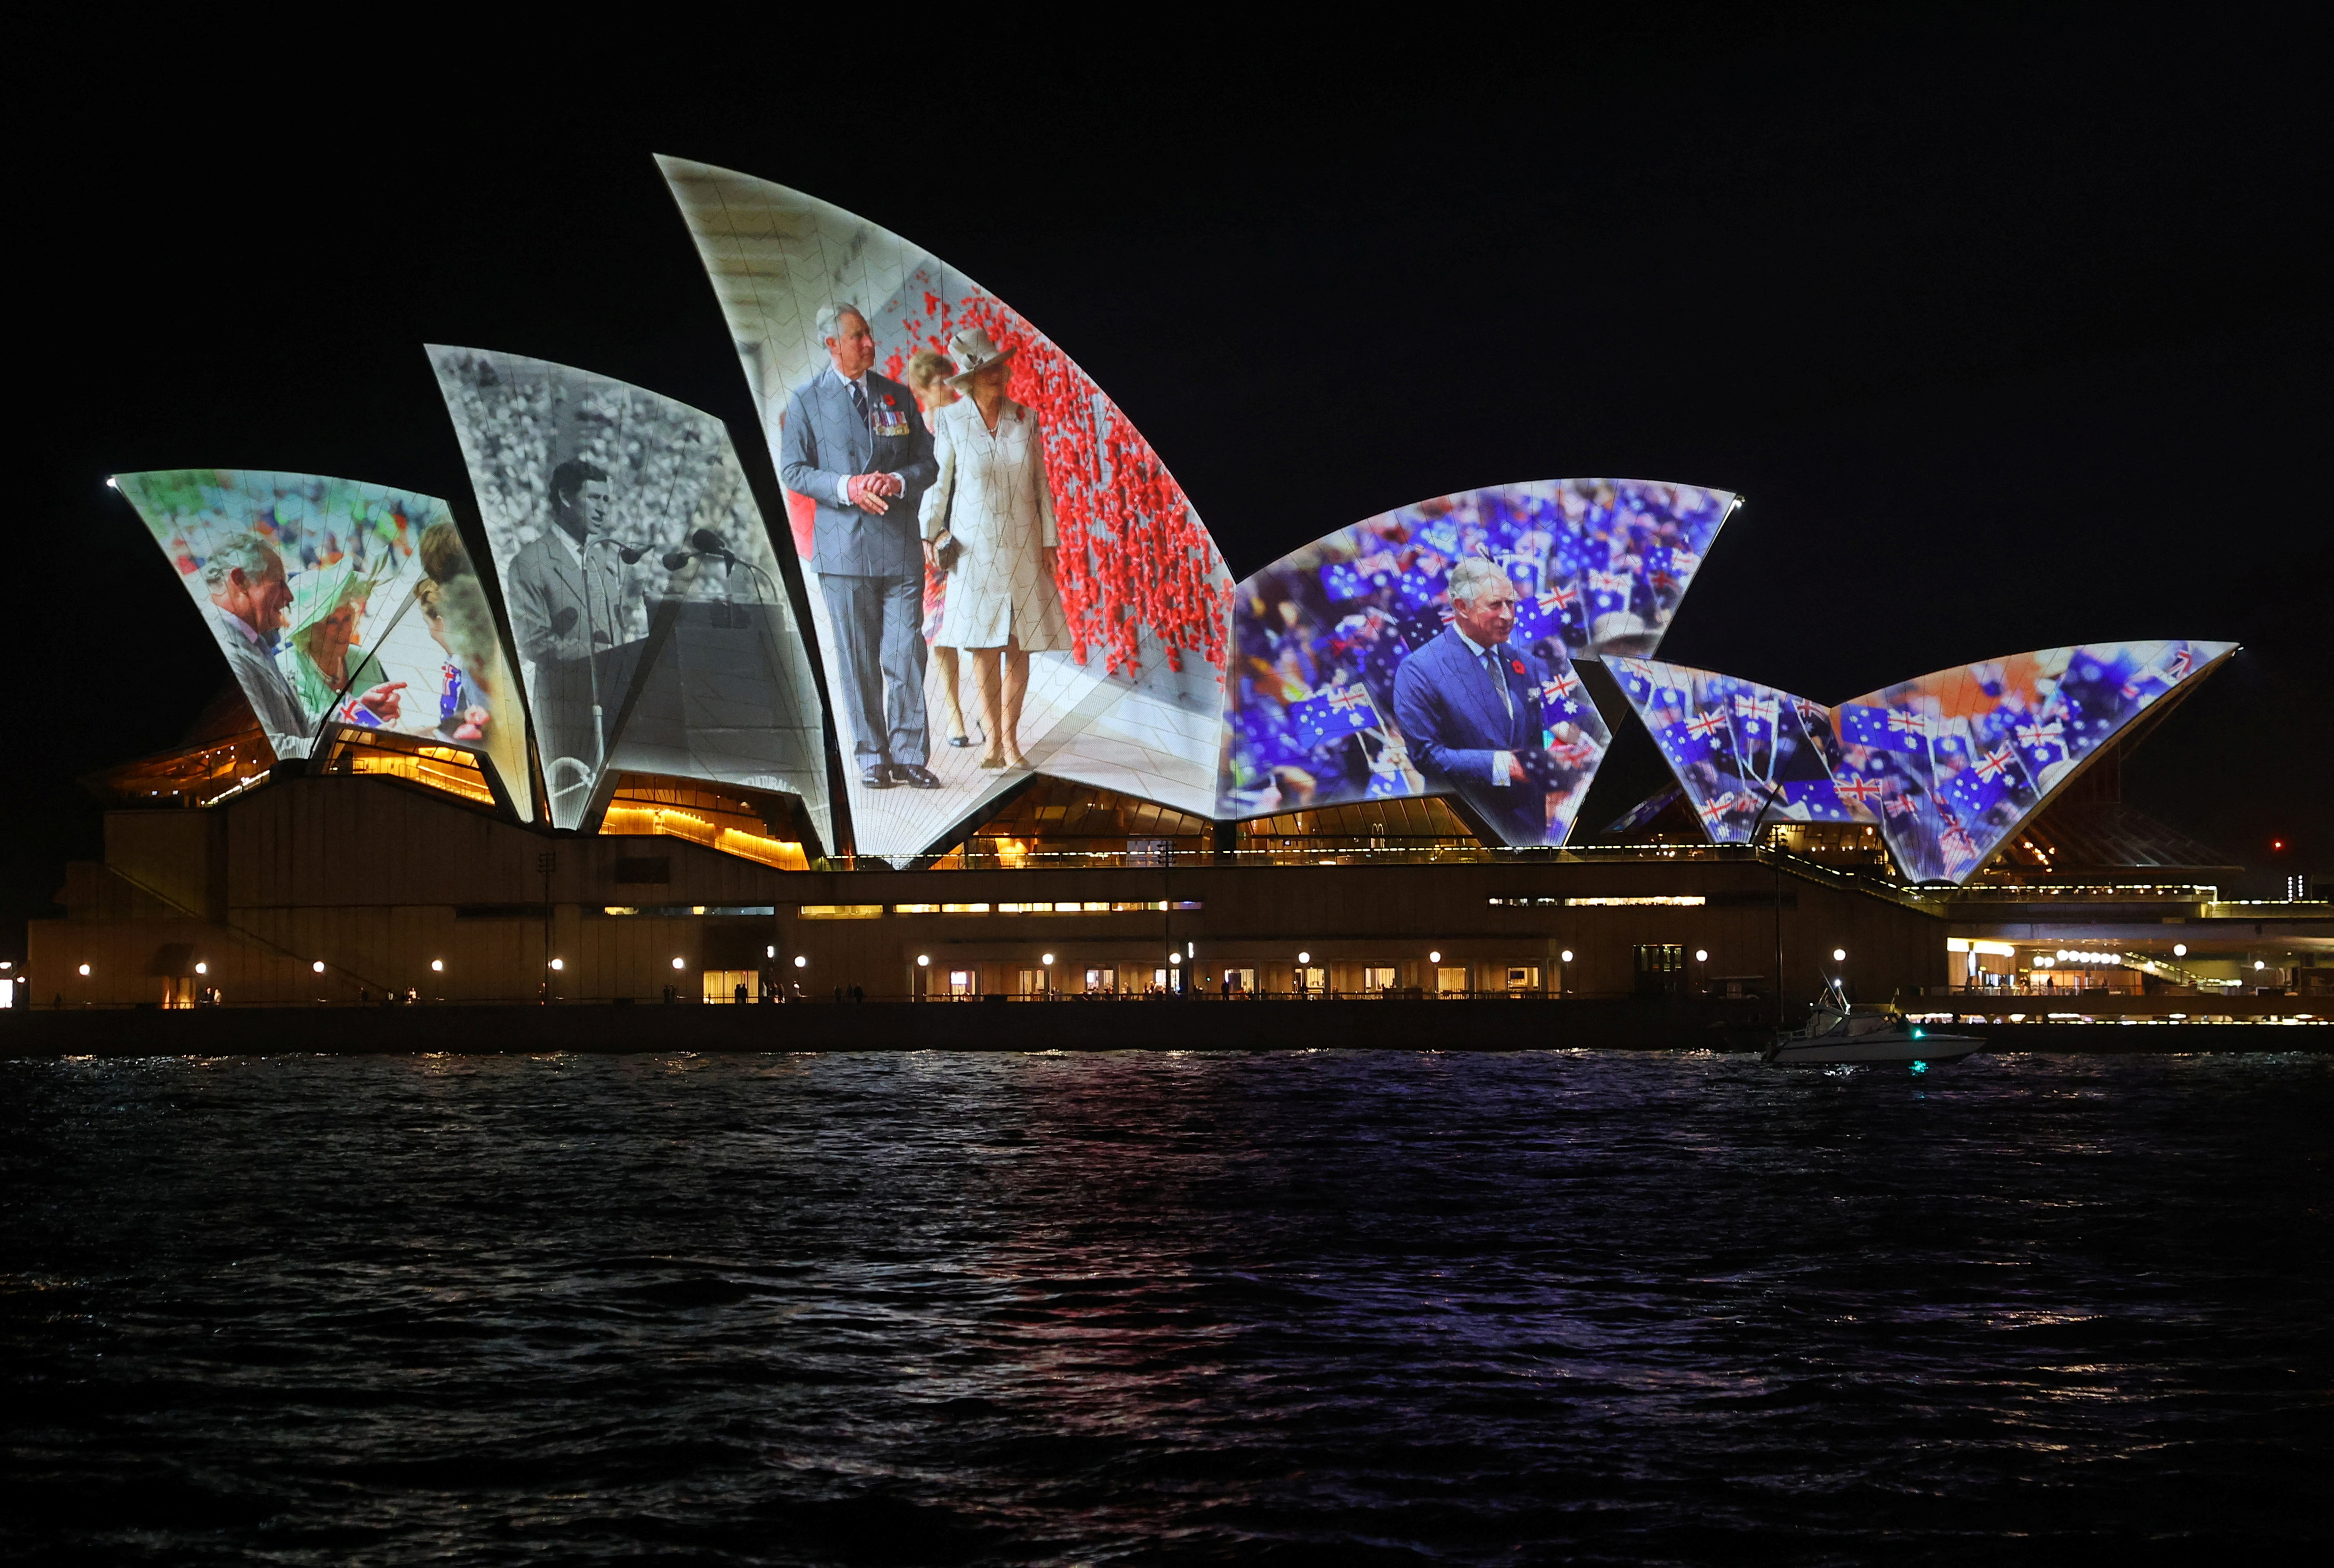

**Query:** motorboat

left=1764, top=980, right=1984, bottom=1068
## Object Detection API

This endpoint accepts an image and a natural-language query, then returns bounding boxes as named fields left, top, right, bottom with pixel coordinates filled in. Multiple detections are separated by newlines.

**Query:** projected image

left=116, top=470, right=529, bottom=806
left=1607, top=659, right=1867, bottom=841
left=1219, top=480, right=1734, bottom=845
left=428, top=348, right=831, bottom=845
left=661, top=157, right=1230, bottom=861
left=1832, top=640, right=2236, bottom=882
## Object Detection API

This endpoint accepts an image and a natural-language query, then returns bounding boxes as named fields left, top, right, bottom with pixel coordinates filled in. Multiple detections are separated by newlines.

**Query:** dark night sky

left=9, top=11, right=2327, bottom=946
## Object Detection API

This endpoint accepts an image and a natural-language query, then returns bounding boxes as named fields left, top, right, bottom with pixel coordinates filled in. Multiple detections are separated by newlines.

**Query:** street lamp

left=1041, top=953, right=1055, bottom=999
left=672, top=957, right=686, bottom=970
left=1429, top=950, right=1441, bottom=963
left=431, top=959, right=444, bottom=973
left=2173, top=943, right=2188, bottom=958
left=549, top=958, right=564, bottom=971
left=313, top=960, right=326, bottom=974
left=1833, top=948, right=1847, bottom=963
left=1559, top=949, right=1574, bottom=964
left=793, top=955, right=808, bottom=969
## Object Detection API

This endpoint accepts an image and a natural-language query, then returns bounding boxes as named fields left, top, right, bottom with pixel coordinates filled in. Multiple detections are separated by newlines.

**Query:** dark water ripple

left=1, top=1047, right=2329, bottom=1565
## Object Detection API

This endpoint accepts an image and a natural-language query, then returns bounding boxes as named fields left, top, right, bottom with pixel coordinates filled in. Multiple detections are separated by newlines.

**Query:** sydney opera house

left=21, top=158, right=2329, bottom=1019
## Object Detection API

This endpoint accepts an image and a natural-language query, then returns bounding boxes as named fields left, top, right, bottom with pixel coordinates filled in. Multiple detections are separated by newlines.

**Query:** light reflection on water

left=1, top=1048, right=2330, bottom=1565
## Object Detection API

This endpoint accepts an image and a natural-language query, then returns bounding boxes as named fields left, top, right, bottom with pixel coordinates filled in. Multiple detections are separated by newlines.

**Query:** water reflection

left=1, top=1049, right=2328, bottom=1563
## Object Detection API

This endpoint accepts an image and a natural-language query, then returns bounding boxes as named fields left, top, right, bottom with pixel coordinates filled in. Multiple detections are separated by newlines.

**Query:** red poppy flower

left=1511, top=660, right=1526, bottom=673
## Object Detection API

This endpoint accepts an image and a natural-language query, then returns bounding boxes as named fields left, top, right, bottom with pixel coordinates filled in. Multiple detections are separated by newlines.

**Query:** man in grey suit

left=201, top=532, right=312, bottom=758
left=504, top=459, right=639, bottom=816
left=779, top=302, right=941, bottom=789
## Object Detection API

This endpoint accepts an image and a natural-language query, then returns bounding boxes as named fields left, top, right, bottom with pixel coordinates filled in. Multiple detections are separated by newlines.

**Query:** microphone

left=661, top=550, right=694, bottom=572
left=590, top=536, right=650, bottom=564
left=689, top=529, right=738, bottom=570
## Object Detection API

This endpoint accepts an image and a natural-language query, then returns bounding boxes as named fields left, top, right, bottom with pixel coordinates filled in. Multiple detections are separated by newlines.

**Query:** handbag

left=930, top=528, right=960, bottom=572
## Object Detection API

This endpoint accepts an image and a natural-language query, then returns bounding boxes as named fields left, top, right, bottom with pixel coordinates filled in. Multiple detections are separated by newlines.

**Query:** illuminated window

left=314, top=726, right=497, bottom=807
left=797, top=905, right=884, bottom=920
left=599, top=773, right=809, bottom=871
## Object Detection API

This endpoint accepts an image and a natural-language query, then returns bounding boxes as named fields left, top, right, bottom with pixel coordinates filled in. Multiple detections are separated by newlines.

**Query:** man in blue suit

left=1392, top=556, right=1556, bottom=845
left=779, top=301, right=941, bottom=790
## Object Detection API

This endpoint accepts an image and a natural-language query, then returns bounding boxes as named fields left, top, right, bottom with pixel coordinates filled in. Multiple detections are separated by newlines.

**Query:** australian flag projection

left=1607, top=659, right=1865, bottom=842
left=1830, top=640, right=2236, bottom=882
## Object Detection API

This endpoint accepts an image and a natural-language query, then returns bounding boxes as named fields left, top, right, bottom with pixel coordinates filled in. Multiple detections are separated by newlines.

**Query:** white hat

left=943, top=327, right=1016, bottom=386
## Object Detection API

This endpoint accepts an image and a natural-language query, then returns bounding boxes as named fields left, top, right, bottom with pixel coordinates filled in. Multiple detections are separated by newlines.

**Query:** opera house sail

left=426, top=348, right=831, bottom=849
left=657, top=156, right=1232, bottom=862
left=1223, top=481, right=1739, bottom=846
left=114, top=468, right=532, bottom=813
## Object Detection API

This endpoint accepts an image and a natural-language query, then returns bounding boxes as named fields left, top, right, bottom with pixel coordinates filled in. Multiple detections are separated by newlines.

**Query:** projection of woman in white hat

left=917, top=327, right=1072, bottom=771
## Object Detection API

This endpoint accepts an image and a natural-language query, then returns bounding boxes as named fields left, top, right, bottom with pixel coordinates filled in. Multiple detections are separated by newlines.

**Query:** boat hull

left=1765, top=1031, right=1984, bottom=1067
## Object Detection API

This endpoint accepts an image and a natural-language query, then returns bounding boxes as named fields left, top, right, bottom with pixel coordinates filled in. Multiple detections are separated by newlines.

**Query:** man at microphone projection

left=504, top=459, right=645, bottom=818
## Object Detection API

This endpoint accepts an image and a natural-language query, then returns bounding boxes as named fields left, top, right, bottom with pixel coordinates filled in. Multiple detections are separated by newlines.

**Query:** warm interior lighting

left=599, top=774, right=809, bottom=871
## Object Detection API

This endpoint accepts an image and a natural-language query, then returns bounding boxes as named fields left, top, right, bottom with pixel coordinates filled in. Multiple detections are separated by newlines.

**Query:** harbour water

left=3, top=1048, right=2329, bottom=1564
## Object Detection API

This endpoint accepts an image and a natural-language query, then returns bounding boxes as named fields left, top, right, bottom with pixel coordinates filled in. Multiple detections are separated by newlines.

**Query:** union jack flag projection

left=1733, top=693, right=1780, bottom=731
left=1686, top=710, right=1730, bottom=741
left=1696, top=790, right=1740, bottom=825
left=1973, top=745, right=2017, bottom=782
left=1836, top=776, right=1884, bottom=805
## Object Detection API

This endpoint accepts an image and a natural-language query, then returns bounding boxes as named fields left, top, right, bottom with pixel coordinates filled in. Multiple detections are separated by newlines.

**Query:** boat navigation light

left=1909, top=1060, right=1928, bottom=1075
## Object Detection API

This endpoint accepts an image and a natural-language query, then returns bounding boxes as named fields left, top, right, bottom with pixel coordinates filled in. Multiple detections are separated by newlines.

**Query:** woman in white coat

left=919, top=327, right=1072, bottom=770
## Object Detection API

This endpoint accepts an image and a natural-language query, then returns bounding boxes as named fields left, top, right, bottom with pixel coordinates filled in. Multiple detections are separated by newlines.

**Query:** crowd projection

left=117, top=469, right=529, bottom=805
left=1223, top=481, right=1736, bottom=845
left=1606, top=659, right=1866, bottom=841
left=427, top=348, right=832, bottom=844
left=659, top=156, right=1231, bottom=861
left=1832, top=640, right=2236, bottom=882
